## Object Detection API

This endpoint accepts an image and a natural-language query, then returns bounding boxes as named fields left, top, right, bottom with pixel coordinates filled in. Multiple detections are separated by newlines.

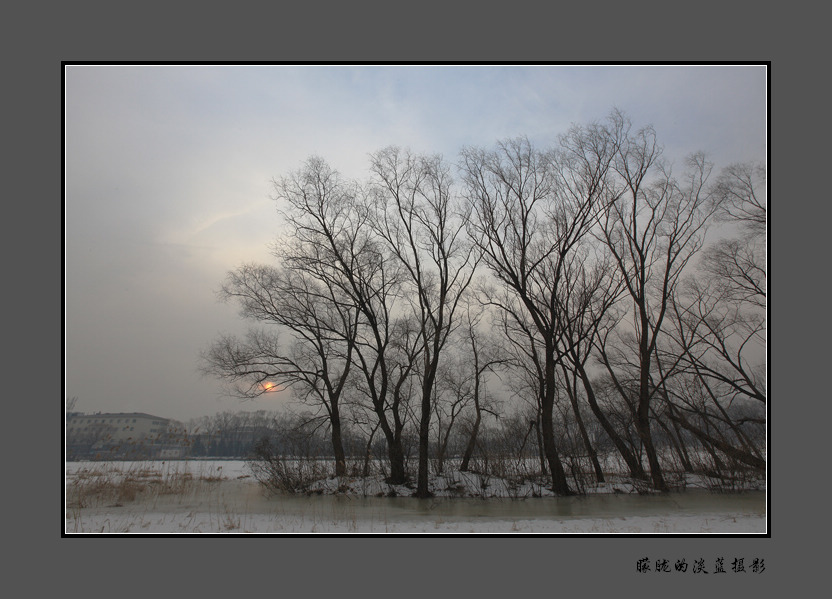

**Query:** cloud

left=65, top=64, right=767, bottom=422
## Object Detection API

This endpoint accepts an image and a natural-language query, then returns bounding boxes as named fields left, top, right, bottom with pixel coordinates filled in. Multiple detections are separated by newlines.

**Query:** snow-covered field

left=65, top=460, right=767, bottom=534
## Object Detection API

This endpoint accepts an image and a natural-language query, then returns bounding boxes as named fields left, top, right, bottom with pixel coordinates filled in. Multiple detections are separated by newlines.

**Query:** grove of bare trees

left=202, top=110, right=766, bottom=496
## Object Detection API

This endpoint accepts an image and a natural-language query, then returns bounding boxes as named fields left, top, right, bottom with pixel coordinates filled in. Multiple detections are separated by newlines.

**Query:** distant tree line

left=201, top=110, right=766, bottom=496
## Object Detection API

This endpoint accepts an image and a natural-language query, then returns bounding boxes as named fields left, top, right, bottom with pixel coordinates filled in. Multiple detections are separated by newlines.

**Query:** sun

left=262, top=382, right=278, bottom=392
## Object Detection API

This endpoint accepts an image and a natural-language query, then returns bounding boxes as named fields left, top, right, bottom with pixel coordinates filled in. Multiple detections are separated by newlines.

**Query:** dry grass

left=65, top=462, right=223, bottom=509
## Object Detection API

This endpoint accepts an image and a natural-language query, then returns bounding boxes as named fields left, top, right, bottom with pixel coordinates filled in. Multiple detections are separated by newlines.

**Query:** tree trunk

left=435, top=417, right=453, bottom=475
left=375, top=409, right=407, bottom=485
left=668, top=413, right=766, bottom=470
left=386, top=436, right=407, bottom=485
left=535, top=411, right=547, bottom=475
left=362, top=422, right=379, bottom=478
left=541, top=355, right=573, bottom=495
left=540, top=405, right=572, bottom=495
left=637, top=405, right=667, bottom=491
left=459, top=411, right=481, bottom=472
left=652, top=411, right=692, bottom=474
left=638, top=330, right=667, bottom=491
left=562, top=365, right=604, bottom=484
left=576, top=362, right=645, bottom=480
left=330, top=409, right=346, bottom=477
left=667, top=409, right=694, bottom=472
left=415, top=381, right=435, bottom=498
left=460, top=357, right=484, bottom=473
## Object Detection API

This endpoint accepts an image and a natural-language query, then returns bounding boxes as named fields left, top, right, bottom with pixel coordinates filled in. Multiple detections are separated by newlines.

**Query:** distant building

left=66, top=412, right=187, bottom=460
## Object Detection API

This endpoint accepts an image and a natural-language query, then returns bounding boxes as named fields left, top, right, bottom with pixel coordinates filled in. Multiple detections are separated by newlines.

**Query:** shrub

left=247, top=438, right=327, bottom=494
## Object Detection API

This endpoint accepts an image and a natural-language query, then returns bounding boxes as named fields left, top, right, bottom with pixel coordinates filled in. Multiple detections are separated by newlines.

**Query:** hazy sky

left=64, top=64, right=767, bottom=422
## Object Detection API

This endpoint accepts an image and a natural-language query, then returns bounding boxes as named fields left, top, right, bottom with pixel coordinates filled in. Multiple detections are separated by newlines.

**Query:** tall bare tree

left=552, top=248, right=628, bottom=483
left=456, top=301, right=506, bottom=473
left=368, top=147, right=480, bottom=497
left=657, top=161, right=767, bottom=472
left=461, top=123, right=618, bottom=495
left=596, top=111, right=720, bottom=490
left=202, top=263, right=359, bottom=475
left=271, top=157, right=413, bottom=484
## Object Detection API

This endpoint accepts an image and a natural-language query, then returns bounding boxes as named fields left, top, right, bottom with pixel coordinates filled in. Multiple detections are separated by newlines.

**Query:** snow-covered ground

left=65, top=460, right=767, bottom=534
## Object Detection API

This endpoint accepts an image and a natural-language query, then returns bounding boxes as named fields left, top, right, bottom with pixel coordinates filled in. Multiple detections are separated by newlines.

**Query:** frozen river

left=65, top=460, right=765, bottom=534
left=268, top=489, right=766, bottom=523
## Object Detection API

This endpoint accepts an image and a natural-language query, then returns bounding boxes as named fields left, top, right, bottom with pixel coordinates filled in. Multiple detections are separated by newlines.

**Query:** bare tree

left=489, top=285, right=550, bottom=475
left=368, top=147, right=480, bottom=497
left=428, top=300, right=506, bottom=474
left=457, top=302, right=506, bottom=472
left=432, top=352, right=472, bottom=474
left=712, top=162, right=767, bottom=237
left=596, top=111, right=720, bottom=491
left=271, top=157, right=412, bottom=484
left=670, top=278, right=766, bottom=405
left=653, top=162, right=767, bottom=473
left=552, top=249, right=627, bottom=483
left=698, top=162, right=766, bottom=310
left=202, top=263, right=359, bottom=475
left=549, top=251, right=650, bottom=481
left=461, top=124, right=617, bottom=495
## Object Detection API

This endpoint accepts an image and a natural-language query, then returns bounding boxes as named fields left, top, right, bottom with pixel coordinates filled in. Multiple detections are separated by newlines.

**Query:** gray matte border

left=19, top=0, right=807, bottom=595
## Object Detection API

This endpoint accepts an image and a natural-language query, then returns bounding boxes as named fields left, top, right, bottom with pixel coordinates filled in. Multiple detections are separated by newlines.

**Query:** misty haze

left=65, top=64, right=766, bottom=534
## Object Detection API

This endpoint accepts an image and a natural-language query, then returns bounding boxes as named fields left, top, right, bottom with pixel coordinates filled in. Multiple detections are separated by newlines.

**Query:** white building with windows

left=66, top=412, right=186, bottom=459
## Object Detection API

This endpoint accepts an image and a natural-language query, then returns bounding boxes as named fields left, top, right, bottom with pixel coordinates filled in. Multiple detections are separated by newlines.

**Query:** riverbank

left=65, top=460, right=766, bottom=534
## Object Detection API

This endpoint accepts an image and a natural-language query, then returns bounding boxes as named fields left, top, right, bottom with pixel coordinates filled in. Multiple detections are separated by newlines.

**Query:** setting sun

left=262, top=382, right=278, bottom=392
